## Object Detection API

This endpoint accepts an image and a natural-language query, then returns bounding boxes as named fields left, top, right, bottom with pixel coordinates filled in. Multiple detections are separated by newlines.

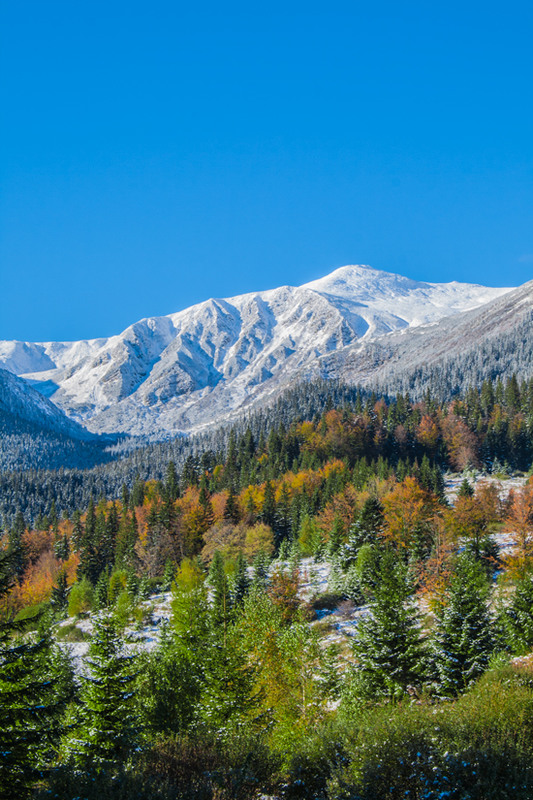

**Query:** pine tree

left=70, top=613, right=139, bottom=771
left=161, top=558, right=176, bottom=592
left=209, top=551, right=232, bottom=632
left=196, top=624, right=259, bottom=736
left=53, top=531, right=70, bottom=561
left=223, top=486, right=240, bottom=524
left=350, top=549, right=426, bottom=699
left=232, top=551, right=250, bottom=605
left=50, top=567, right=69, bottom=614
left=328, top=515, right=344, bottom=555
left=8, top=510, right=26, bottom=581
left=0, top=556, right=67, bottom=800
left=261, top=480, right=276, bottom=528
left=432, top=553, right=493, bottom=696
left=251, top=549, right=271, bottom=592
left=501, top=574, right=533, bottom=654
left=458, top=478, right=475, bottom=498
left=165, top=460, right=179, bottom=501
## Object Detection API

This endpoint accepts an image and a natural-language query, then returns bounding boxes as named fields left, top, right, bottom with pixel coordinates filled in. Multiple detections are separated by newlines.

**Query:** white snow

left=0, top=265, right=513, bottom=439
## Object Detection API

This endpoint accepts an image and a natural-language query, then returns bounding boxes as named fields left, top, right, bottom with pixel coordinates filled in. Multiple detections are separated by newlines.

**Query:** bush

left=331, top=665, right=533, bottom=799
left=55, top=622, right=88, bottom=642
left=68, top=577, right=94, bottom=616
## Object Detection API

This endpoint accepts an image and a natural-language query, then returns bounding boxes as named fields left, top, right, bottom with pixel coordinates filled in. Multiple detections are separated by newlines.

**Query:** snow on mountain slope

left=0, top=265, right=512, bottom=438
left=318, top=279, right=533, bottom=393
left=0, top=367, right=97, bottom=440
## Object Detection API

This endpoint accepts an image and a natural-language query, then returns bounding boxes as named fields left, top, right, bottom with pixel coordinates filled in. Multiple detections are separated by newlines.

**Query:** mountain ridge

left=0, top=265, right=513, bottom=439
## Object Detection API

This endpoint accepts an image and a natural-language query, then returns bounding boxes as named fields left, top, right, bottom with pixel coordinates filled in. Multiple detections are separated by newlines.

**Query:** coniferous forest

left=5, top=377, right=533, bottom=798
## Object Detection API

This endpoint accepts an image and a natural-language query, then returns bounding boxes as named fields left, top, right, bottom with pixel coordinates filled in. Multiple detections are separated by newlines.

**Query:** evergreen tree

left=94, top=569, right=110, bottom=609
left=165, top=460, right=179, bottom=501
left=223, top=486, right=240, bottom=524
left=70, top=613, right=139, bottom=771
left=50, top=567, right=69, bottom=614
left=261, top=480, right=276, bottom=528
left=432, top=553, right=493, bottom=696
left=457, top=478, right=475, bottom=498
left=251, top=549, right=271, bottom=592
left=208, top=551, right=232, bottom=632
left=350, top=549, right=426, bottom=699
left=233, top=551, right=250, bottom=605
left=53, top=531, right=70, bottom=561
left=0, top=586, right=67, bottom=799
left=8, top=510, right=26, bottom=581
left=501, top=573, right=533, bottom=654
left=196, top=623, right=259, bottom=736
left=161, top=558, right=176, bottom=592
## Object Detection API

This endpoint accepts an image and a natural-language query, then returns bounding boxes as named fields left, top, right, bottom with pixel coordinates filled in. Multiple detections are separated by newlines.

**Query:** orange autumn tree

left=417, top=514, right=456, bottom=600
left=381, top=476, right=436, bottom=553
left=503, top=481, right=533, bottom=578
left=446, top=481, right=500, bottom=558
left=440, top=411, right=480, bottom=471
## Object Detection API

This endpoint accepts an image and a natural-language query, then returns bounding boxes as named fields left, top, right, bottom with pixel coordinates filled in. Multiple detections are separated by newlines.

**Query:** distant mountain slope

left=0, top=265, right=510, bottom=439
left=0, top=368, right=95, bottom=440
left=320, top=280, right=533, bottom=395
left=0, top=368, right=118, bottom=472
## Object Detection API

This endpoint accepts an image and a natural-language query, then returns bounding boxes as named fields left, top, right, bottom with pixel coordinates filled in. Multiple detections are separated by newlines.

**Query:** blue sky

left=1, top=1, right=532, bottom=341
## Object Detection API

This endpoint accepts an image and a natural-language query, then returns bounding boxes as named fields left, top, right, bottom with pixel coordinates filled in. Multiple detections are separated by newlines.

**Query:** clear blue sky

left=1, top=1, right=532, bottom=342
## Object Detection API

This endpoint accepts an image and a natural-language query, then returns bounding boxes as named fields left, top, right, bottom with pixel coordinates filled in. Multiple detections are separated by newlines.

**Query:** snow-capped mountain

left=0, top=265, right=512, bottom=438
left=0, top=367, right=96, bottom=440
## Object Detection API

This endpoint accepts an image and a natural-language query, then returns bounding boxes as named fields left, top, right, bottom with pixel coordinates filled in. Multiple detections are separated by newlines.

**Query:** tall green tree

left=0, top=554, right=69, bottom=798
left=502, top=574, right=533, bottom=653
left=70, top=613, right=139, bottom=772
left=350, top=549, right=426, bottom=699
left=432, top=553, right=494, bottom=696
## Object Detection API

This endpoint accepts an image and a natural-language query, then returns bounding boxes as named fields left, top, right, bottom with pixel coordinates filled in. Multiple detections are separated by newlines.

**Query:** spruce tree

left=501, top=573, right=533, bottom=654
left=223, top=486, right=240, bottom=524
left=432, top=553, right=493, bottom=696
left=0, top=555, right=67, bottom=800
left=262, top=480, right=276, bottom=528
left=350, top=549, right=426, bottom=699
left=197, top=623, right=258, bottom=736
left=165, top=460, right=179, bottom=501
left=251, top=549, right=271, bottom=592
left=50, top=567, right=69, bottom=614
left=70, top=613, right=139, bottom=771
left=232, top=551, right=250, bottom=605
left=209, top=551, right=232, bottom=632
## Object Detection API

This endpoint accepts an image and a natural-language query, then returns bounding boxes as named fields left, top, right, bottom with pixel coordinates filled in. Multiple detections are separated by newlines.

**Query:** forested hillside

left=3, top=373, right=533, bottom=526
left=4, top=373, right=533, bottom=797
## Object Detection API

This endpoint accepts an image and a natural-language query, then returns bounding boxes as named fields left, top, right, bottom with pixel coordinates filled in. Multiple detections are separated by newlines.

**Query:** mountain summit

left=0, top=265, right=512, bottom=438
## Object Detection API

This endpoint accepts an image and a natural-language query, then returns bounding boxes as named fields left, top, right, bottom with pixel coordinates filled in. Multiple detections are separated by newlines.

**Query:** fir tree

left=161, top=558, right=176, bottom=592
left=251, top=549, right=271, bottom=592
left=53, top=531, right=70, bottom=561
left=209, top=551, right=232, bottom=632
left=223, top=486, right=240, bottom=524
left=0, top=598, right=67, bottom=798
left=458, top=477, right=475, bottom=498
left=501, top=573, right=533, bottom=654
left=196, top=624, right=259, bottom=736
left=50, top=567, right=69, bottom=614
left=232, top=551, right=250, bottom=605
left=70, top=613, right=139, bottom=771
left=432, top=553, right=493, bottom=696
left=262, top=480, right=276, bottom=528
left=165, top=460, right=179, bottom=501
left=350, top=549, right=426, bottom=699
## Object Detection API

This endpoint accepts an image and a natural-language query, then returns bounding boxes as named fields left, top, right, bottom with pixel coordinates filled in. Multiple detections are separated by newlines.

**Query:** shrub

left=68, top=577, right=94, bottom=616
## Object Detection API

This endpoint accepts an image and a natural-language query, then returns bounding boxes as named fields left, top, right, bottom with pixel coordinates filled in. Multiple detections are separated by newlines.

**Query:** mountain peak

left=0, top=264, right=515, bottom=438
left=302, top=264, right=424, bottom=297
